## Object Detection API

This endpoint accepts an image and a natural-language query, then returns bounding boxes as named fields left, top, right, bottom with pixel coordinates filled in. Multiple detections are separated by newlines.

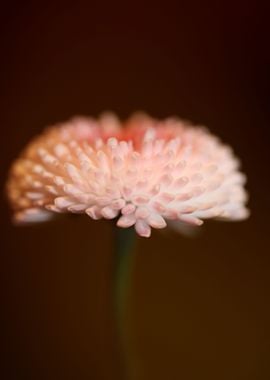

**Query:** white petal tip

left=135, top=220, right=151, bottom=237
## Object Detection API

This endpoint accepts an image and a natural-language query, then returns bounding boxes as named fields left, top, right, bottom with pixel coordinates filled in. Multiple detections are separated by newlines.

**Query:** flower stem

left=113, top=226, right=137, bottom=379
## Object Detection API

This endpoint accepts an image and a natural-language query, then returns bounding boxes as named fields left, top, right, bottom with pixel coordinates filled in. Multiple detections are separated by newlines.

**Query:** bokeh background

left=1, top=1, right=269, bottom=379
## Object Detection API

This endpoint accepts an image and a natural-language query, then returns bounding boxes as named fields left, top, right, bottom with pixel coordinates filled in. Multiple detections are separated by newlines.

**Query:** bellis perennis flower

left=7, top=113, right=249, bottom=237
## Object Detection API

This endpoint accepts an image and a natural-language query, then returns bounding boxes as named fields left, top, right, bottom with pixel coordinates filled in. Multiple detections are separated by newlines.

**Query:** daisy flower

left=6, top=113, right=249, bottom=237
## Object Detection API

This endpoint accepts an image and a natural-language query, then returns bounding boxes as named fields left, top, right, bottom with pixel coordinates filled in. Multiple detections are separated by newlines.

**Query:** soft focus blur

left=1, top=2, right=269, bottom=379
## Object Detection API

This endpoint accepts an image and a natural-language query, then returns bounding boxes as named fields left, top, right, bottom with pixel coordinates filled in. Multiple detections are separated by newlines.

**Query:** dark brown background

left=1, top=1, right=269, bottom=379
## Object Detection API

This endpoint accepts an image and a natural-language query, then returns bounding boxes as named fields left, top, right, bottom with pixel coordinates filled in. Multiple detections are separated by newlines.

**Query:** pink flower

left=6, top=113, right=249, bottom=237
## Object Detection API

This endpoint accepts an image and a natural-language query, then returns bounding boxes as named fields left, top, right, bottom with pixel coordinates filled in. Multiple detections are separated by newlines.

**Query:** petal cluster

left=6, top=113, right=249, bottom=237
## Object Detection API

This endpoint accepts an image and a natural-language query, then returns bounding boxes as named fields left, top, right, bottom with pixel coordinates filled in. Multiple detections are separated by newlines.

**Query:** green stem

left=113, top=226, right=137, bottom=379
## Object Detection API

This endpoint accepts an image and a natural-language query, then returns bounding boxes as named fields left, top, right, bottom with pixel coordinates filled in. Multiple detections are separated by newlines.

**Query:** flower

left=6, top=113, right=249, bottom=237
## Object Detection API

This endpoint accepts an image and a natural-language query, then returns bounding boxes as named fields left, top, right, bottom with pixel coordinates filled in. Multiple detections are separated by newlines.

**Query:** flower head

left=6, top=113, right=249, bottom=237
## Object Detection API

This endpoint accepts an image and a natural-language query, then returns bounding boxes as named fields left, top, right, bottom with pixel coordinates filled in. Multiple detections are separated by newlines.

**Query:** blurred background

left=1, top=1, right=269, bottom=379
